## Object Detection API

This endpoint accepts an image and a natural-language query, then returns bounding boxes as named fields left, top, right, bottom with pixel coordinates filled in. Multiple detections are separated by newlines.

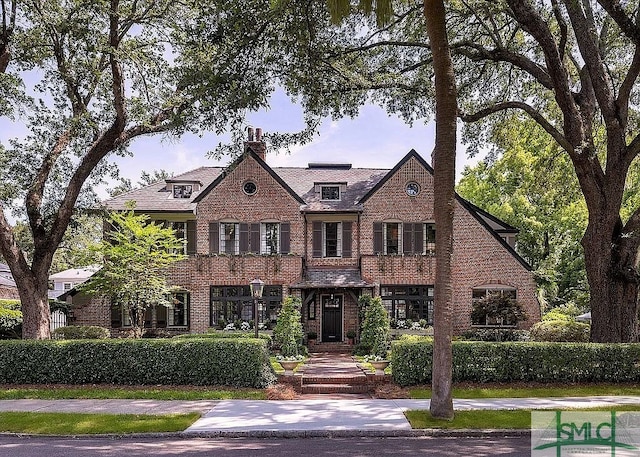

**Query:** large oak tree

left=0, top=0, right=286, bottom=339
left=275, top=0, right=640, bottom=342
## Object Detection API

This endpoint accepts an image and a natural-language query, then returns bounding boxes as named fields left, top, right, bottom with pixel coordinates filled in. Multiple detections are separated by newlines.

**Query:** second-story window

left=425, top=223, right=436, bottom=254
left=384, top=222, right=401, bottom=255
left=261, top=223, right=280, bottom=254
left=173, top=184, right=192, bottom=199
left=220, top=223, right=239, bottom=254
left=324, top=222, right=342, bottom=257
left=321, top=186, right=340, bottom=200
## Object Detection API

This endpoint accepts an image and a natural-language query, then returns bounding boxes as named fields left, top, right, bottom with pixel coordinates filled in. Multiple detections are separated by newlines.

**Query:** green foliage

left=359, top=295, right=390, bottom=358
left=272, top=297, right=303, bottom=357
left=0, top=411, right=200, bottom=435
left=391, top=340, right=640, bottom=386
left=470, top=293, right=527, bottom=327
left=542, top=303, right=583, bottom=321
left=82, top=208, right=185, bottom=338
left=52, top=326, right=110, bottom=340
left=460, top=329, right=529, bottom=342
left=0, top=300, right=21, bottom=339
left=457, top=118, right=590, bottom=312
left=175, top=332, right=272, bottom=344
left=0, top=339, right=275, bottom=388
left=530, top=320, right=591, bottom=343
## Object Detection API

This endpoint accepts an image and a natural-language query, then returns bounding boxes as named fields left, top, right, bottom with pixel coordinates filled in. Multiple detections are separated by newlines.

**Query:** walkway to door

left=292, top=352, right=379, bottom=398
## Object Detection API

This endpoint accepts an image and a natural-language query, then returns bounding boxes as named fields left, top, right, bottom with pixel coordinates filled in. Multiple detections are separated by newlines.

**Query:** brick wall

left=78, top=152, right=539, bottom=336
left=359, top=155, right=539, bottom=332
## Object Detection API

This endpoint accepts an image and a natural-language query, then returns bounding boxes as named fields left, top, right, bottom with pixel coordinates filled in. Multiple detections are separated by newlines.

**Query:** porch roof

left=291, top=268, right=375, bottom=289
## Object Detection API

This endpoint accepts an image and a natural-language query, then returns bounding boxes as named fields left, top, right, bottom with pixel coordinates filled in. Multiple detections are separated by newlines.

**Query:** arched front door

left=321, top=294, right=343, bottom=342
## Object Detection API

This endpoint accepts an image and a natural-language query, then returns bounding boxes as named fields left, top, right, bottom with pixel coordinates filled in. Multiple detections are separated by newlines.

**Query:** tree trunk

left=583, top=222, right=640, bottom=343
left=424, top=0, right=456, bottom=421
left=15, top=274, right=51, bottom=339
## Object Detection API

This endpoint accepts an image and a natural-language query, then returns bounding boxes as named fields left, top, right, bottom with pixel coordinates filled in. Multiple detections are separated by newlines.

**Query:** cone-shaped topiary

left=273, top=296, right=304, bottom=358
left=359, top=295, right=390, bottom=359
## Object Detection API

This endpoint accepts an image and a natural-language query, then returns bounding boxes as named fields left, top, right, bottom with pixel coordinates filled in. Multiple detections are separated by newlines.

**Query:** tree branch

left=618, top=46, right=640, bottom=126
left=459, top=101, right=572, bottom=152
left=506, top=0, right=582, bottom=144
left=597, top=0, right=640, bottom=44
left=0, top=0, right=17, bottom=73
left=452, top=40, right=554, bottom=89
left=564, top=0, right=618, bottom=124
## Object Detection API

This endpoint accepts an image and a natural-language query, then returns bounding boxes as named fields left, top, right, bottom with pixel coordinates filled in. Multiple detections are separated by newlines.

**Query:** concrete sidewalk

left=2, top=396, right=640, bottom=435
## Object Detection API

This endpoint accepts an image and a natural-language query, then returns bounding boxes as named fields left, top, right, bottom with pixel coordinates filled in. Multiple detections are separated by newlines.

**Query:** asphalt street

left=0, top=435, right=532, bottom=457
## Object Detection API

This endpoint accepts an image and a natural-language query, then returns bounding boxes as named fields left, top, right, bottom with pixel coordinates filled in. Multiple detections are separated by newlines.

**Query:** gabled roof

left=355, top=149, right=530, bottom=270
left=276, top=166, right=388, bottom=212
left=104, top=167, right=224, bottom=212
left=359, top=149, right=432, bottom=204
left=192, top=147, right=305, bottom=205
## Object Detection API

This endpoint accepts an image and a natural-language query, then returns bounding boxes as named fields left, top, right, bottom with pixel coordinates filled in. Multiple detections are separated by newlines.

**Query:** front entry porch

left=291, top=267, right=374, bottom=345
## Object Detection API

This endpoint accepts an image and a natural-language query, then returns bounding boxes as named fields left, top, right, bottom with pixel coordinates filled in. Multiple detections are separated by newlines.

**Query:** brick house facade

left=74, top=137, right=539, bottom=339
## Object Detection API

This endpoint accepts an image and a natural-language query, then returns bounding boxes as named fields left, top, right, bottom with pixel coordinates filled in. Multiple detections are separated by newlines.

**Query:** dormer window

left=173, top=184, right=193, bottom=199
left=321, top=186, right=340, bottom=200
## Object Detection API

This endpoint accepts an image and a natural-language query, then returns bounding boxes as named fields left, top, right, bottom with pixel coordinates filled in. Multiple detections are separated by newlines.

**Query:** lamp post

left=249, top=278, right=265, bottom=338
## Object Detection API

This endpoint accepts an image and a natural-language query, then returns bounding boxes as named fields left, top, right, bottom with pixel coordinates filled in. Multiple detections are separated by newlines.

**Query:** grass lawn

left=0, top=385, right=266, bottom=400
left=0, top=411, right=200, bottom=435
left=409, top=383, right=640, bottom=399
left=405, top=404, right=640, bottom=429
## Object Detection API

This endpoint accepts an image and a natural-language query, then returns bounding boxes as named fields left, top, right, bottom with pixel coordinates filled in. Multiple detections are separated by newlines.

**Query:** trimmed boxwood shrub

left=391, top=340, right=640, bottom=386
left=0, top=338, right=276, bottom=388
left=53, top=325, right=111, bottom=340
left=529, top=320, right=590, bottom=342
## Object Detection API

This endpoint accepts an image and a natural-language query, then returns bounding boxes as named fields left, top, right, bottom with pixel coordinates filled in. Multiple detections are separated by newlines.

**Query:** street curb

left=1, top=429, right=531, bottom=439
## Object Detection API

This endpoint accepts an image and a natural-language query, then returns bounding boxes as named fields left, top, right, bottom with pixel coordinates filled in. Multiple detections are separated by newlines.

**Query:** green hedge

left=391, top=340, right=640, bottom=386
left=53, top=325, right=111, bottom=340
left=0, top=338, right=276, bottom=388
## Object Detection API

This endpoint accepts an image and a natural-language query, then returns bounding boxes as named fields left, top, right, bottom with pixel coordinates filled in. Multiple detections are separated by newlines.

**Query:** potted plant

left=346, top=329, right=357, bottom=344
left=307, top=331, right=317, bottom=344
left=273, top=297, right=305, bottom=373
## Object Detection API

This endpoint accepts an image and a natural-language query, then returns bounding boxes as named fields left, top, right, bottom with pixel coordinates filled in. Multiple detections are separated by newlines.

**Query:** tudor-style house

left=73, top=131, right=539, bottom=339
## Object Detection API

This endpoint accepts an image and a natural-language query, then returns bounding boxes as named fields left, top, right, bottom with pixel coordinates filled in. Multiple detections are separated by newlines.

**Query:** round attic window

left=243, top=181, right=257, bottom=195
left=406, top=181, right=420, bottom=197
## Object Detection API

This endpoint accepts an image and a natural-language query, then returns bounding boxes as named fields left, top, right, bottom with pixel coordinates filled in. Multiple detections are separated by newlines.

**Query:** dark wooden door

left=322, top=295, right=342, bottom=342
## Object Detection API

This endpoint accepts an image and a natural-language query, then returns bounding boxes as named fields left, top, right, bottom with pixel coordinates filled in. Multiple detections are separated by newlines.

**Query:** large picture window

left=381, top=285, right=434, bottom=324
left=210, top=285, right=283, bottom=327
left=471, top=287, right=518, bottom=327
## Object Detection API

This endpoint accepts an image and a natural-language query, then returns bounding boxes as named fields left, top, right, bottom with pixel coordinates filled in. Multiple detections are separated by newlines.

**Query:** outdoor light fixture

left=250, top=278, right=265, bottom=338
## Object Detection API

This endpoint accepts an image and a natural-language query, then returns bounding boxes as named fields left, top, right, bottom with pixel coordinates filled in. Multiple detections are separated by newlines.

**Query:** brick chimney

left=245, top=127, right=267, bottom=162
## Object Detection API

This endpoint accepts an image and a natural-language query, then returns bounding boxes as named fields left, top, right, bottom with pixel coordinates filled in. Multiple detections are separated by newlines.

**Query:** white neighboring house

left=49, top=266, right=99, bottom=300
left=48, top=266, right=99, bottom=331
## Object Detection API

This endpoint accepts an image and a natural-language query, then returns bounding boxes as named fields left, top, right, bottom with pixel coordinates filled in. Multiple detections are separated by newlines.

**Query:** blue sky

left=111, top=89, right=481, bottom=191
left=0, top=88, right=483, bottom=204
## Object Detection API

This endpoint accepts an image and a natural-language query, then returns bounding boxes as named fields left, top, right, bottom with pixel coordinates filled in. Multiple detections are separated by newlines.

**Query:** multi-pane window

left=261, top=223, right=280, bottom=254
left=384, top=222, right=401, bottom=255
left=380, top=285, right=434, bottom=324
left=220, top=223, right=239, bottom=254
left=424, top=223, right=436, bottom=254
left=321, top=186, right=340, bottom=200
left=471, top=287, right=517, bottom=326
left=210, top=285, right=283, bottom=326
left=324, top=222, right=342, bottom=257
left=168, top=292, right=189, bottom=327
left=173, top=184, right=192, bottom=199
